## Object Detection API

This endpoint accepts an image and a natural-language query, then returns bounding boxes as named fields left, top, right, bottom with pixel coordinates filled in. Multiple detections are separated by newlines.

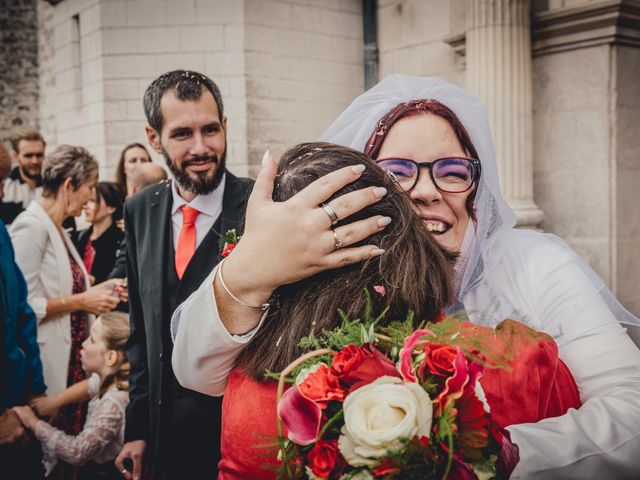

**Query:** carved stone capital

left=533, top=0, right=640, bottom=55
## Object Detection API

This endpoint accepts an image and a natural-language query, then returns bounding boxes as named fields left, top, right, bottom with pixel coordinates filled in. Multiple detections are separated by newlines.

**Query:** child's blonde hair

left=97, top=311, right=130, bottom=398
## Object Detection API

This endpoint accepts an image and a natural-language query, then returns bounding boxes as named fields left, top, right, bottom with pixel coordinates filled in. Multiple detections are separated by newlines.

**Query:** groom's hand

left=116, top=439, right=146, bottom=480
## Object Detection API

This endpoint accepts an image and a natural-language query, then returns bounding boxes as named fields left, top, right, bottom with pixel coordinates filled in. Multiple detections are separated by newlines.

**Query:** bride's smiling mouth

left=420, top=217, right=453, bottom=235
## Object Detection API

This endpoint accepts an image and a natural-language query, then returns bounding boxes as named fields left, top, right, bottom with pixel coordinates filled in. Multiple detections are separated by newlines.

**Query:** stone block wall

left=35, top=0, right=365, bottom=179
left=38, top=0, right=109, bottom=172
left=0, top=0, right=40, bottom=146
left=532, top=45, right=613, bottom=283
left=615, top=45, right=640, bottom=314
left=243, top=0, right=364, bottom=175
left=377, top=0, right=465, bottom=87
left=38, top=0, right=248, bottom=180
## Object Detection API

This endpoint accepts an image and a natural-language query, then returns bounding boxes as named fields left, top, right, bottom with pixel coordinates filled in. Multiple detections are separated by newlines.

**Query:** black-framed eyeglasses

left=376, top=157, right=481, bottom=193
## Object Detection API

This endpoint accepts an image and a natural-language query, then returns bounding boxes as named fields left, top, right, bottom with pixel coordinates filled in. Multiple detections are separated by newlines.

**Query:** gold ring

left=321, top=203, right=339, bottom=226
left=332, top=229, right=343, bottom=250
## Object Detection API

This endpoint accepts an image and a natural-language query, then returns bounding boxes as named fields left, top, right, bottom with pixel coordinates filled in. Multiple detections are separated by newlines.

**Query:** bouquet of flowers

left=275, top=290, right=519, bottom=480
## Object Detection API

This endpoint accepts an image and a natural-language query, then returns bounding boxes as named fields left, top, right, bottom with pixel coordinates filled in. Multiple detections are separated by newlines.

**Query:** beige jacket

left=10, top=202, right=92, bottom=395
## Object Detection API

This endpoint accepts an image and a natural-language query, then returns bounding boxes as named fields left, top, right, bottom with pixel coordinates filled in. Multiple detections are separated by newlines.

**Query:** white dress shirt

left=170, top=174, right=225, bottom=251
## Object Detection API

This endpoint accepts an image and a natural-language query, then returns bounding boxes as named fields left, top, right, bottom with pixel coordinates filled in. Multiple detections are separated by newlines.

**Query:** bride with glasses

left=172, top=75, right=640, bottom=478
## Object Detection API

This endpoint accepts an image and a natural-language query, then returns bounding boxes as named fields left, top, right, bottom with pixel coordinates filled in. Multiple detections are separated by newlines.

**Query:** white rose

left=338, top=376, right=433, bottom=467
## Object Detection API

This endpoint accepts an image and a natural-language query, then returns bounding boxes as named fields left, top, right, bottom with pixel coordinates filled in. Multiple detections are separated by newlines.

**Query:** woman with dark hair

left=177, top=142, right=456, bottom=478
left=77, top=181, right=125, bottom=285
left=173, top=76, right=640, bottom=477
left=114, top=143, right=151, bottom=198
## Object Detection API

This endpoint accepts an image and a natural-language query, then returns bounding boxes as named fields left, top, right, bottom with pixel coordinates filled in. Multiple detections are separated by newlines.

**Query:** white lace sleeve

left=34, top=397, right=124, bottom=475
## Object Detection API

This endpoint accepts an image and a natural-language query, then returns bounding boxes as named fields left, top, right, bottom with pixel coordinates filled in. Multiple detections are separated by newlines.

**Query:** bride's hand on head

left=222, top=150, right=389, bottom=306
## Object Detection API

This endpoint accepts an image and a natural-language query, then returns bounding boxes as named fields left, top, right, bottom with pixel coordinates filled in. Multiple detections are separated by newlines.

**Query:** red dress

left=218, top=320, right=582, bottom=479
left=54, top=253, right=89, bottom=436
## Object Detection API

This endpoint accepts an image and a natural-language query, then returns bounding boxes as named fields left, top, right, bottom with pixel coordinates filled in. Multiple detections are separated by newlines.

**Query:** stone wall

left=532, top=0, right=640, bottom=314
left=38, top=0, right=110, bottom=172
left=377, top=0, right=465, bottom=87
left=0, top=0, right=40, bottom=145
left=532, top=44, right=613, bottom=282
left=35, top=0, right=364, bottom=179
left=244, top=0, right=364, bottom=175
left=616, top=45, right=640, bottom=314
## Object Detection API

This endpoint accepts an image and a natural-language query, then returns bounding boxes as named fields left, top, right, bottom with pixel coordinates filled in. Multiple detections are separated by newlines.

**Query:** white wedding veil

left=321, top=74, right=640, bottom=342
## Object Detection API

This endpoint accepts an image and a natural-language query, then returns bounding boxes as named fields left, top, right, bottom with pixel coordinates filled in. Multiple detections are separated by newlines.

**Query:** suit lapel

left=149, top=181, right=174, bottom=309
left=216, top=172, right=250, bottom=262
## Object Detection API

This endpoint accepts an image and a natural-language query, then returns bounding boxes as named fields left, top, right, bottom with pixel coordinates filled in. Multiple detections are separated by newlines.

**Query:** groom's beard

left=163, top=147, right=226, bottom=195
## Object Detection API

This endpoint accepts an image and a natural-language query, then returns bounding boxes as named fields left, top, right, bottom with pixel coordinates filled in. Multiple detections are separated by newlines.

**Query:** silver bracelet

left=216, top=259, right=270, bottom=311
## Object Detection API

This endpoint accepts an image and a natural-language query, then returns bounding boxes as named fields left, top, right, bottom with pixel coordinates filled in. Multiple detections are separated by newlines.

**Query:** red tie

left=175, top=205, right=200, bottom=279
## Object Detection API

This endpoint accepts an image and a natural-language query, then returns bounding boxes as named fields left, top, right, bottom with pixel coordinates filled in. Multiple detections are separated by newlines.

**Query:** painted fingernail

left=351, top=164, right=365, bottom=174
left=377, top=216, right=392, bottom=227
left=262, top=149, right=270, bottom=166
left=371, top=248, right=385, bottom=257
left=373, top=187, right=387, bottom=198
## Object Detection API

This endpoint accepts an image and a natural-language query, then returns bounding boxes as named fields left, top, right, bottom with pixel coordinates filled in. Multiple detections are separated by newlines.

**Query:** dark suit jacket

left=123, top=172, right=252, bottom=465
left=76, top=222, right=124, bottom=284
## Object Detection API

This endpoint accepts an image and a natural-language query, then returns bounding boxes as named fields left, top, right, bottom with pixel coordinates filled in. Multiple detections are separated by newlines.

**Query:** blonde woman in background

left=10, top=146, right=124, bottom=438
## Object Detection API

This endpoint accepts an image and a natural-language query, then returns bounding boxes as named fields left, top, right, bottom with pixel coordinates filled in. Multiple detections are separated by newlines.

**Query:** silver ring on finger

left=332, top=229, right=343, bottom=250
left=321, top=203, right=339, bottom=226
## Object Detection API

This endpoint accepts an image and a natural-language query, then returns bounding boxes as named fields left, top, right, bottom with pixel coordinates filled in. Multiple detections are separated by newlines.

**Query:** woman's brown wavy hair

left=239, top=142, right=455, bottom=380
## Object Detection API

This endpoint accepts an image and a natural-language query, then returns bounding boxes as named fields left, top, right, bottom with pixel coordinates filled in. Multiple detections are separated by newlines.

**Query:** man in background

left=0, top=130, right=46, bottom=225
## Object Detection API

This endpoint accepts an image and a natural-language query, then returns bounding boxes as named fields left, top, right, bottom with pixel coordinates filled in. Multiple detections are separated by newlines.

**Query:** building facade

left=1, top=0, right=639, bottom=314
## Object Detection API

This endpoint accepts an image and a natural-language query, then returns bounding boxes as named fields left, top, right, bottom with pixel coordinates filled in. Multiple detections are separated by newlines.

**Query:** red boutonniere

left=220, top=228, right=241, bottom=257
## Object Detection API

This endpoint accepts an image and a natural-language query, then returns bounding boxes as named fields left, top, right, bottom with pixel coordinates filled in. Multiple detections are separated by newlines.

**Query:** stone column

left=466, top=0, right=544, bottom=228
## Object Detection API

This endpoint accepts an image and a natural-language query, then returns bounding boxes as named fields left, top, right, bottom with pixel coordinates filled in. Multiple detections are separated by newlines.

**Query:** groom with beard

left=115, top=70, right=253, bottom=480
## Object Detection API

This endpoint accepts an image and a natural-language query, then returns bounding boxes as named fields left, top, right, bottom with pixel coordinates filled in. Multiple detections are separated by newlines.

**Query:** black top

left=76, top=222, right=124, bottom=284
left=0, top=167, right=41, bottom=225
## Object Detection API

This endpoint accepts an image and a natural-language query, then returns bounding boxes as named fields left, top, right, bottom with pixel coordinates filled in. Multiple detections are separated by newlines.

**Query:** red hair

left=364, top=100, right=480, bottom=218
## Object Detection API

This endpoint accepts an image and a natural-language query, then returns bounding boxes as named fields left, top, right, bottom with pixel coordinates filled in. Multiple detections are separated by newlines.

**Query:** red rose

left=374, top=458, right=400, bottom=477
left=418, top=343, right=458, bottom=379
left=221, top=242, right=236, bottom=257
left=299, top=365, right=346, bottom=408
left=455, top=381, right=489, bottom=449
left=307, top=439, right=340, bottom=478
left=331, top=343, right=400, bottom=391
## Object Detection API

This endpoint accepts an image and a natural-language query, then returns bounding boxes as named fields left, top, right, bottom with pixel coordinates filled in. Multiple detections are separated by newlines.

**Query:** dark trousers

left=0, top=438, right=44, bottom=480
left=158, top=383, right=223, bottom=480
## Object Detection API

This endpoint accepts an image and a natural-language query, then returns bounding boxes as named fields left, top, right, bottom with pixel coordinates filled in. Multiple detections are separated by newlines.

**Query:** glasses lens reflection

left=377, top=158, right=476, bottom=193
left=432, top=158, right=474, bottom=192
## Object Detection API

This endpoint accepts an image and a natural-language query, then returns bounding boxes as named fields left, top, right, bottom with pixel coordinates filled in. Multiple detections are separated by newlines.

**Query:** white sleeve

left=506, top=246, right=640, bottom=479
left=171, top=265, right=267, bottom=397
left=34, top=397, right=123, bottom=475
